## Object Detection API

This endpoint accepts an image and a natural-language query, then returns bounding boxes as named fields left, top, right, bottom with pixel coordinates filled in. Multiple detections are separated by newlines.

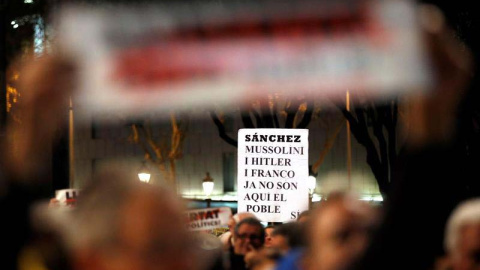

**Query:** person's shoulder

left=275, top=248, right=305, bottom=270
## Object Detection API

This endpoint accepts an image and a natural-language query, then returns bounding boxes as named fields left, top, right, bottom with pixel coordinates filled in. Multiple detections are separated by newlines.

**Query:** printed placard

left=55, top=189, right=81, bottom=207
left=237, top=129, right=309, bottom=222
left=186, top=207, right=232, bottom=231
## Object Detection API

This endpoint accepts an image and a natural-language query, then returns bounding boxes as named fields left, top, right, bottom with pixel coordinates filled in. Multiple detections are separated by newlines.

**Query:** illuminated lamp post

left=137, top=161, right=151, bottom=183
left=308, top=165, right=318, bottom=209
left=202, top=172, right=214, bottom=208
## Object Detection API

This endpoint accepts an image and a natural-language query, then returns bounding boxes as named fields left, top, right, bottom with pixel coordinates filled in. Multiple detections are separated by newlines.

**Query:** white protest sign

left=238, top=129, right=309, bottom=222
left=186, top=207, right=232, bottom=231
left=55, top=189, right=81, bottom=207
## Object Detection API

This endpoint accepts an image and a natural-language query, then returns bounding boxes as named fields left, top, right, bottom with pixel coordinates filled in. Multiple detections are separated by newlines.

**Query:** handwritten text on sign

left=238, top=129, right=309, bottom=222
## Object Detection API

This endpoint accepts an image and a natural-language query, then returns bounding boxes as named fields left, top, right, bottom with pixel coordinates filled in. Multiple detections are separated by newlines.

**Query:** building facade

left=73, top=108, right=382, bottom=205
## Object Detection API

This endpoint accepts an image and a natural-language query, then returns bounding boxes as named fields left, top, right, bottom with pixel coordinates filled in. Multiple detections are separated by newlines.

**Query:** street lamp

left=202, top=172, right=214, bottom=207
left=308, top=165, right=318, bottom=209
left=308, top=175, right=317, bottom=194
left=137, top=161, right=151, bottom=183
left=308, top=165, right=317, bottom=194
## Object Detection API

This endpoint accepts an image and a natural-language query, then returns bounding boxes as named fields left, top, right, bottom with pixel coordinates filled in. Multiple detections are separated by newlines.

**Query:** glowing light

left=202, top=182, right=214, bottom=197
left=137, top=162, right=151, bottom=183
left=13, top=24, right=19, bottom=29
left=34, top=17, right=45, bottom=56
left=138, top=173, right=151, bottom=183
left=6, top=85, right=21, bottom=113
left=202, top=172, right=214, bottom=197
left=308, top=175, right=316, bottom=194
left=182, top=193, right=237, bottom=201
left=24, top=0, right=34, bottom=3
left=360, top=195, right=384, bottom=202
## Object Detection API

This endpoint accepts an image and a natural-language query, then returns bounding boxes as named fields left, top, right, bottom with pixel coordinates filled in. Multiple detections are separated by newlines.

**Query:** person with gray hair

left=220, top=212, right=258, bottom=252
left=225, top=217, right=265, bottom=270
left=64, top=172, right=197, bottom=270
left=233, top=218, right=265, bottom=255
left=443, top=198, right=480, bottom=270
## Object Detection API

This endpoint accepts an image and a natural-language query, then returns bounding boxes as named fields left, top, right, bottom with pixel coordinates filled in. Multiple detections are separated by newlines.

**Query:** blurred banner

left=237, top=129, right=309, bottom=222
left=186, top=207, right=232, bottom=231
left=57, top=0, right=431, bottom=120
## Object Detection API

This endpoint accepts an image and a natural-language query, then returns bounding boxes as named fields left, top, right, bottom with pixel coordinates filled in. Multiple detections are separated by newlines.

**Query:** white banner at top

left=57, top=0, right=431, bottom=121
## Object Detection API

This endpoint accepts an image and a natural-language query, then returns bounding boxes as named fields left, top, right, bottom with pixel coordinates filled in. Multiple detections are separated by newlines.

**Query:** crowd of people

left=6, top=177, right=480, bottom=270
left=1, top=1, right=479, bottom=270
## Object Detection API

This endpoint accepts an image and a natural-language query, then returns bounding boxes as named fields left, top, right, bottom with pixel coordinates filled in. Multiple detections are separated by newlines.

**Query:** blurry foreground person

left=352, top=3, right=477, bottom=269
left=64, top=173, right=198, bottom=270
left=304, top=192, right=378, bottom=270
left=297, top=211, right=310, bottom=223
left=264, top=226, right=275, bottom=248
left=442, top=199, right=480, bottom=270
left=0, top=55, right=75, bottom=270
left=270, top=222, right=305, bottom=256
left=18, top=202, right=73, bottom=270
left=0, top=54, right=213, bottom=270
left=246, top=248, right=282, bottom=270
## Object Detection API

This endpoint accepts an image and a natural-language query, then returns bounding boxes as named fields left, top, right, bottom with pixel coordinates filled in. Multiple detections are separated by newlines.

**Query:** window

left=222, top=152, right=235, bottom=192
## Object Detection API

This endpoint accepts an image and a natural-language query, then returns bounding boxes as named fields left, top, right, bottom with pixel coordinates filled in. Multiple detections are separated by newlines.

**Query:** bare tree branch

left=241, top=111, right=255, bottom=128
left=251, top=107, right=264, bottom=128
left=387, top=101, right=398, bottom=175
left=130, top=124, right=152, bottom=160
left=312, top=119, right=345, bottom=173
left=337, top=101, right=388, bottom=195
left=272, top=102, right=280, bottom=128
left=260, top=101, right=275, bottom=128
left=296, top=100, right=314, bottom=129
left=285, top=100, right=300, bottom=128
left=141, top=122, right=165, bottom=164
left=368, top=105, right=389, bottom=186
left=210, top=111, right=238, bottom=147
